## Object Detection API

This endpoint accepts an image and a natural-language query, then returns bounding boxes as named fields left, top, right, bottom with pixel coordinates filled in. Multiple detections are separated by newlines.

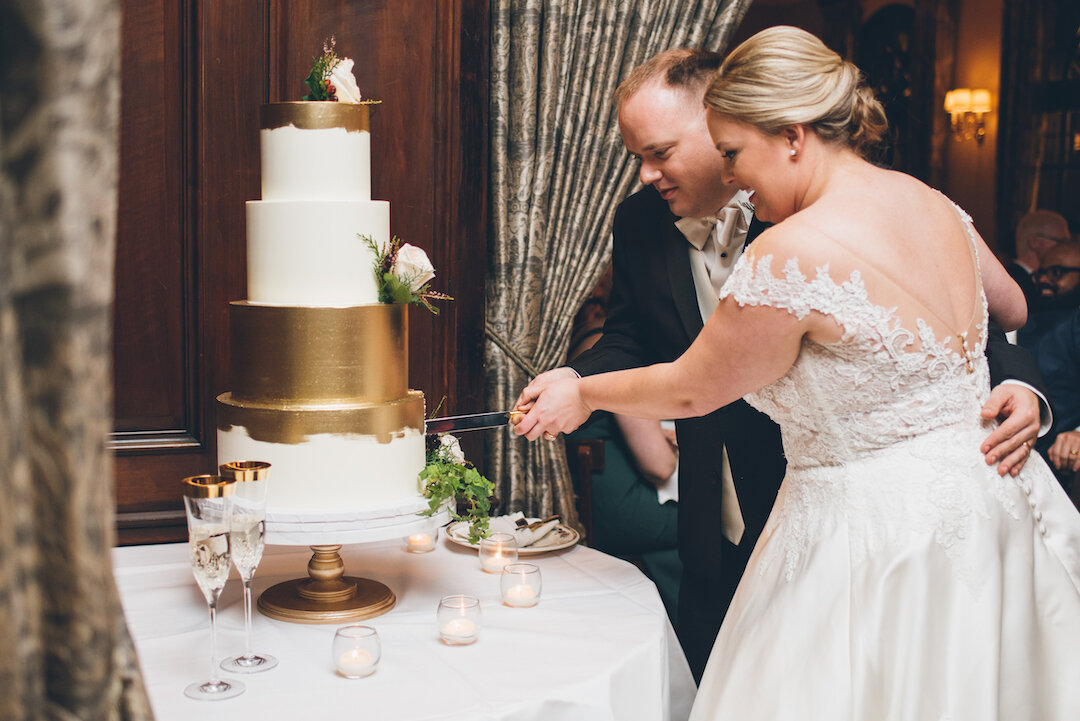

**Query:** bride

left=513, top=26, right=1080, bottom=719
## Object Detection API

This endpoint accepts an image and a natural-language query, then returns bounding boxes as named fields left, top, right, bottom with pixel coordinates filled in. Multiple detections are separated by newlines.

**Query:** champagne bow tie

left=674, top=206, right=748, bottom=252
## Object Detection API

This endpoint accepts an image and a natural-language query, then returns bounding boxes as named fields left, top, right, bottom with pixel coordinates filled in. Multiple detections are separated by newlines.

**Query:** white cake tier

left=261, top=125, right=371, bottom=201
left=218, top=425, right=425, bottom=513
left=246, top=199, right=389, bottom=306
left=263, top=499, right=450, bottom=547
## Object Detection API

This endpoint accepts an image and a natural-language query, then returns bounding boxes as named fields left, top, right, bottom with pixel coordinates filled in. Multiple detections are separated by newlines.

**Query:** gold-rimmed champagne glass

left=219, top=460, right=278, bottom=673
left=182, top=474, right=244, bottom=701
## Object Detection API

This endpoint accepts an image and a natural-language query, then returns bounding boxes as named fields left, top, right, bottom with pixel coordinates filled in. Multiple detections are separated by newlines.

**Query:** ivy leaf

left=418, top=437, right=494, bottom=543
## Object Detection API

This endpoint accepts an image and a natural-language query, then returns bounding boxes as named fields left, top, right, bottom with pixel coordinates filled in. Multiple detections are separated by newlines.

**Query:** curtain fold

left=0, top=0, right=151, bottom=718
left=997, top=0, right=1048, bottom=250
left=486, top=0, right=753, bottom=524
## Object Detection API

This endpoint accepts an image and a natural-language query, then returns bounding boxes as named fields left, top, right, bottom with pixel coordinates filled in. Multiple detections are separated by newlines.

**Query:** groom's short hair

left=614, top=48, right=723, bottom=108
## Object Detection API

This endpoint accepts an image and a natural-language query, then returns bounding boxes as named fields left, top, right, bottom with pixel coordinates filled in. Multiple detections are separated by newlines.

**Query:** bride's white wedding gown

left=689, top=210, right=1080, bottom=720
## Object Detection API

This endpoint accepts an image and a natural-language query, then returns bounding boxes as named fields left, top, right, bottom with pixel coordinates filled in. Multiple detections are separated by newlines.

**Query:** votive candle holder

left=478, top=532, right=518, bottom=573
left=500, top=563, right=542, bottom=607
left=402, top=526, right=439, bottom=553
left=332, top=625, right=380, bottom=678
left=437, top=595, right=481, bottom=645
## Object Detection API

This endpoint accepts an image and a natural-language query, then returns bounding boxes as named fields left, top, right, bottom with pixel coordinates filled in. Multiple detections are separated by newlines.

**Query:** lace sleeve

left=720, top=252, right=866, bottom=322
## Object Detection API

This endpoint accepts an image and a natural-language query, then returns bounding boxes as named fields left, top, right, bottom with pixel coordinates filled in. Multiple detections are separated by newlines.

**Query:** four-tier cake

left=216, top=101, right=428, bottom=538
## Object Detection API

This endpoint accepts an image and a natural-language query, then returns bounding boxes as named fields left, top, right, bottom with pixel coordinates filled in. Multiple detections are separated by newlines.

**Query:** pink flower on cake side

left=395, top=244, right=436, bottom=292
left=328, top=58, right=362, bottom=103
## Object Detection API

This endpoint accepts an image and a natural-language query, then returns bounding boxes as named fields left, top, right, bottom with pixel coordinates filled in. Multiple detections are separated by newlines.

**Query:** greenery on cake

left=361, top=234, right=452, bottom=314
left=419, top=432, right=494, bottom=544
left=301, top=36, right=381, bottom=104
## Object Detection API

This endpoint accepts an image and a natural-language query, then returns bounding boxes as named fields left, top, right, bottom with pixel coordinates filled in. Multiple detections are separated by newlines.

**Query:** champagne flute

left=182, top=474, right=244, bottom=701
left=219, top=460, right=278, bottom=673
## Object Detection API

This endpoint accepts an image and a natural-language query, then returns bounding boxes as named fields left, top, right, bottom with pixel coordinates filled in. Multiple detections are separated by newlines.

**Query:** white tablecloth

left=113, top=537, right=695, bottom=720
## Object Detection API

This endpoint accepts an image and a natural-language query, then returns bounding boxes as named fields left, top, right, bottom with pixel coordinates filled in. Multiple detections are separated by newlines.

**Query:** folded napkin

left=487, top=512, right=563, bottom=548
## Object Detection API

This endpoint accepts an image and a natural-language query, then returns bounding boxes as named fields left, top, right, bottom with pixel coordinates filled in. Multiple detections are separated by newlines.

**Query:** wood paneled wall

left=113, top=1, right=489, bottom=545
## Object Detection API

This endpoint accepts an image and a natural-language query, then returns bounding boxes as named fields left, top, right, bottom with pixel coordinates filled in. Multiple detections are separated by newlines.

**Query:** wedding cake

left=216, top=73, right=428, bottom=520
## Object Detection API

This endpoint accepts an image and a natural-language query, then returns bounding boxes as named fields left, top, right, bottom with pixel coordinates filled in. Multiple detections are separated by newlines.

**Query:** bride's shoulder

left=744, top=214, right=837, bottom=271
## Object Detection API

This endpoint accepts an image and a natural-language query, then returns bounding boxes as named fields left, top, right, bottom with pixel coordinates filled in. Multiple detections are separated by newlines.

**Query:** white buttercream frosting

left=260, top=125, right=370, bottom=201
left=246, top=199, right=388, bottom=306
left=218, top=425, right=425, bottom=513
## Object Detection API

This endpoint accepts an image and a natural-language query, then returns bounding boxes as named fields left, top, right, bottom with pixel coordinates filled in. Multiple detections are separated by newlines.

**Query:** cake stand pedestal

left=257, top=497, right=450, bottom=624
left=258, top=544, right=396, bottom=623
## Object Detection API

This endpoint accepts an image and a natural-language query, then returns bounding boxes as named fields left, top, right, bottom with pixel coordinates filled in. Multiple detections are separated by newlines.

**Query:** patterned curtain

left=0, top=1, right=151, bottom=718
left=996, top=0, right=1080, bottom=247
left=485, top=0, right=754, bottom=524
left=997, top=0, right=1049, bottom=252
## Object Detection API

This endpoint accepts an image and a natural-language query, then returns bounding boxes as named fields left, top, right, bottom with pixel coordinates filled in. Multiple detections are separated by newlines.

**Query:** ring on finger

left=544, top=432, right=557, bottom=441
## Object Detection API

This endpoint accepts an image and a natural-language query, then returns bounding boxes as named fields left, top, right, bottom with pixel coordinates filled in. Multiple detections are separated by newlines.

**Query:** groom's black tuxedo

left=569, top=185, right=1047, bottom=680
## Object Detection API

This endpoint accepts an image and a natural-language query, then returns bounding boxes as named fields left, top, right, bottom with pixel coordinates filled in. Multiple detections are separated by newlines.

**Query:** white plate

left=445, top=519, right=580, bottom=555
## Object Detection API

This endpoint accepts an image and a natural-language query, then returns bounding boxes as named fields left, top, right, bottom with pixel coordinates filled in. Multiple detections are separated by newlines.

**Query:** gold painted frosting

left=260, top=102, right=369, bottom=132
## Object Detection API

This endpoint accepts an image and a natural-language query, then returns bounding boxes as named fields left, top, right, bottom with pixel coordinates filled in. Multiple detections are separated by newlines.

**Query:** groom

left=527, top=48, right=1050, bottom=681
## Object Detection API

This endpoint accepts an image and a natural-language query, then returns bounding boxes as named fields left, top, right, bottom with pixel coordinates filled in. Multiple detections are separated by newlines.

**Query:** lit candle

left=405, top=532, right=436, bottom=553
left=502, top=583, right=537, bottom=607
left=335, top=648, right=375, bottom=677
left=440, top=617, right=477, bottom=642
left=480, top=551, right=511, bottom=573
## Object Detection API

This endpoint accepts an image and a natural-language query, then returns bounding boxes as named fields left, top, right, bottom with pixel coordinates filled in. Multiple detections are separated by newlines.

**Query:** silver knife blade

left=425, top=411, right=521, bottom=435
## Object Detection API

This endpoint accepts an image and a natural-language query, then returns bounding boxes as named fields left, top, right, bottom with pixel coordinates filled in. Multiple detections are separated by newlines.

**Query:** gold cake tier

left=217, top=390, right=424, bottom=445
left=261, top=102, right=370, bottom=133
left=228, top=302, right=409, bottom=404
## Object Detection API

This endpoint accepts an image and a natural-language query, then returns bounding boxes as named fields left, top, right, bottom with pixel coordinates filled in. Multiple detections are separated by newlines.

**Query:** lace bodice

left=716, top=204, right=1042, bottom=585
left=719, top=253, right=990, bottom=469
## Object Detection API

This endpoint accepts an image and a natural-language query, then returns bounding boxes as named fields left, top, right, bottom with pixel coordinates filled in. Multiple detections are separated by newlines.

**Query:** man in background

left=1008, top=209, right=1071, bottom=307
left=1020, top=241, right=1080, bottom=350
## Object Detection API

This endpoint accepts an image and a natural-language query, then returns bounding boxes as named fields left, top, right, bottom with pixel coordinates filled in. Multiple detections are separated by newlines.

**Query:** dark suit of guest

left=1031, top=311, right=1080, bottom=483
left=570, top=185, right=1049, bottom=682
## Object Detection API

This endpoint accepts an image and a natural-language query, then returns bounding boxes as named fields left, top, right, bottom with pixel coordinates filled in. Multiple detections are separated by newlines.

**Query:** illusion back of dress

left=725, top=253, right=989, bottom=470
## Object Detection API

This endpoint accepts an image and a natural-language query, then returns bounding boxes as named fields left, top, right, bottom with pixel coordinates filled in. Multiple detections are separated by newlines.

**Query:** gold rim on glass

left=182, top=474, right=236, bottom=498
left=219, top=460, right=271, bottom=483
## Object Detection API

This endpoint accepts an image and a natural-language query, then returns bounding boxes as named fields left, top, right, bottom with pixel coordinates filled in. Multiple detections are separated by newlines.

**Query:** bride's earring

left=789, top=148, right=798, bottom=158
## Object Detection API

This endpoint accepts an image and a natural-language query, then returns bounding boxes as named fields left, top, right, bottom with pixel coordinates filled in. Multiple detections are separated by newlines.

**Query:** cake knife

left=425, top=410, right=524, bottom=435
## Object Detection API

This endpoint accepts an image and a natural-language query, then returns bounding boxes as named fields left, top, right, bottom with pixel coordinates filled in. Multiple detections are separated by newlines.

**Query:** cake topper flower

left=361, top=234, right=453, bottom=314
left=301, top=36, right=378, bottom=104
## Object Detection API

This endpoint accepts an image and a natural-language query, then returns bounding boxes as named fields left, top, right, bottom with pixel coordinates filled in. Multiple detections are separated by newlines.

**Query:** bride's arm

left=513, top=289, right=830, bottom=440
left=974, top=228, right=1027, bottom=331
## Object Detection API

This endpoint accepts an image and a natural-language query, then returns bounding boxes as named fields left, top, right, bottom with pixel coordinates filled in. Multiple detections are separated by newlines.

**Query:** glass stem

left=208, top=600, right=220, bottom=685
left=242, top=578, right=254, bottom=659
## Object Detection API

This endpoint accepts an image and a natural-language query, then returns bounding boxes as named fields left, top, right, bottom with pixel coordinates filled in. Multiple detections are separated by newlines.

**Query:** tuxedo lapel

left=664, top=220, right=704, bottom=344
left=745, top=216, right=770, bottom=247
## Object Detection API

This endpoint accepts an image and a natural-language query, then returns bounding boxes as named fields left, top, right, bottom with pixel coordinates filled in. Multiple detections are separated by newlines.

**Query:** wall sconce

left=944, top=88, right=992, bottom=144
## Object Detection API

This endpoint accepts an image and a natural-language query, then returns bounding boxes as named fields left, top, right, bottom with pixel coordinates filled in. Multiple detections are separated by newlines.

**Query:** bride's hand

left=980, top=384, right=1041, bottom=476
left=512, top=372, right=592, bottom=441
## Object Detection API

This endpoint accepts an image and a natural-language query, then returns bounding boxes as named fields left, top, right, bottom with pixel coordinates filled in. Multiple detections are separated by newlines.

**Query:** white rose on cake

left=328, top=58, right=362, bottom=103
left=439, top=434, right=466, bottom=465
left=394, top=244, right=436, bottom=291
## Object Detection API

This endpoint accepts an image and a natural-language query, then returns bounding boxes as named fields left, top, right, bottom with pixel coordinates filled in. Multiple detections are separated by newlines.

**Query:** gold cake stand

left=257, top=544, right=396, bottom=624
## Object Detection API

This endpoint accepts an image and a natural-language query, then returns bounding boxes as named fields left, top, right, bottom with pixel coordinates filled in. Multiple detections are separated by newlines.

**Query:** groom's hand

left=980, top=384, right=1041, bottom=476
left=512, top=368, right=591, bottom=441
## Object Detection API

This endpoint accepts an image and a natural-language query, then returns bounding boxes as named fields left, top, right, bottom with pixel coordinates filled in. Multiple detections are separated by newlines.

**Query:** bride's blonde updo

left=705, top=26, right=888, bottom=159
